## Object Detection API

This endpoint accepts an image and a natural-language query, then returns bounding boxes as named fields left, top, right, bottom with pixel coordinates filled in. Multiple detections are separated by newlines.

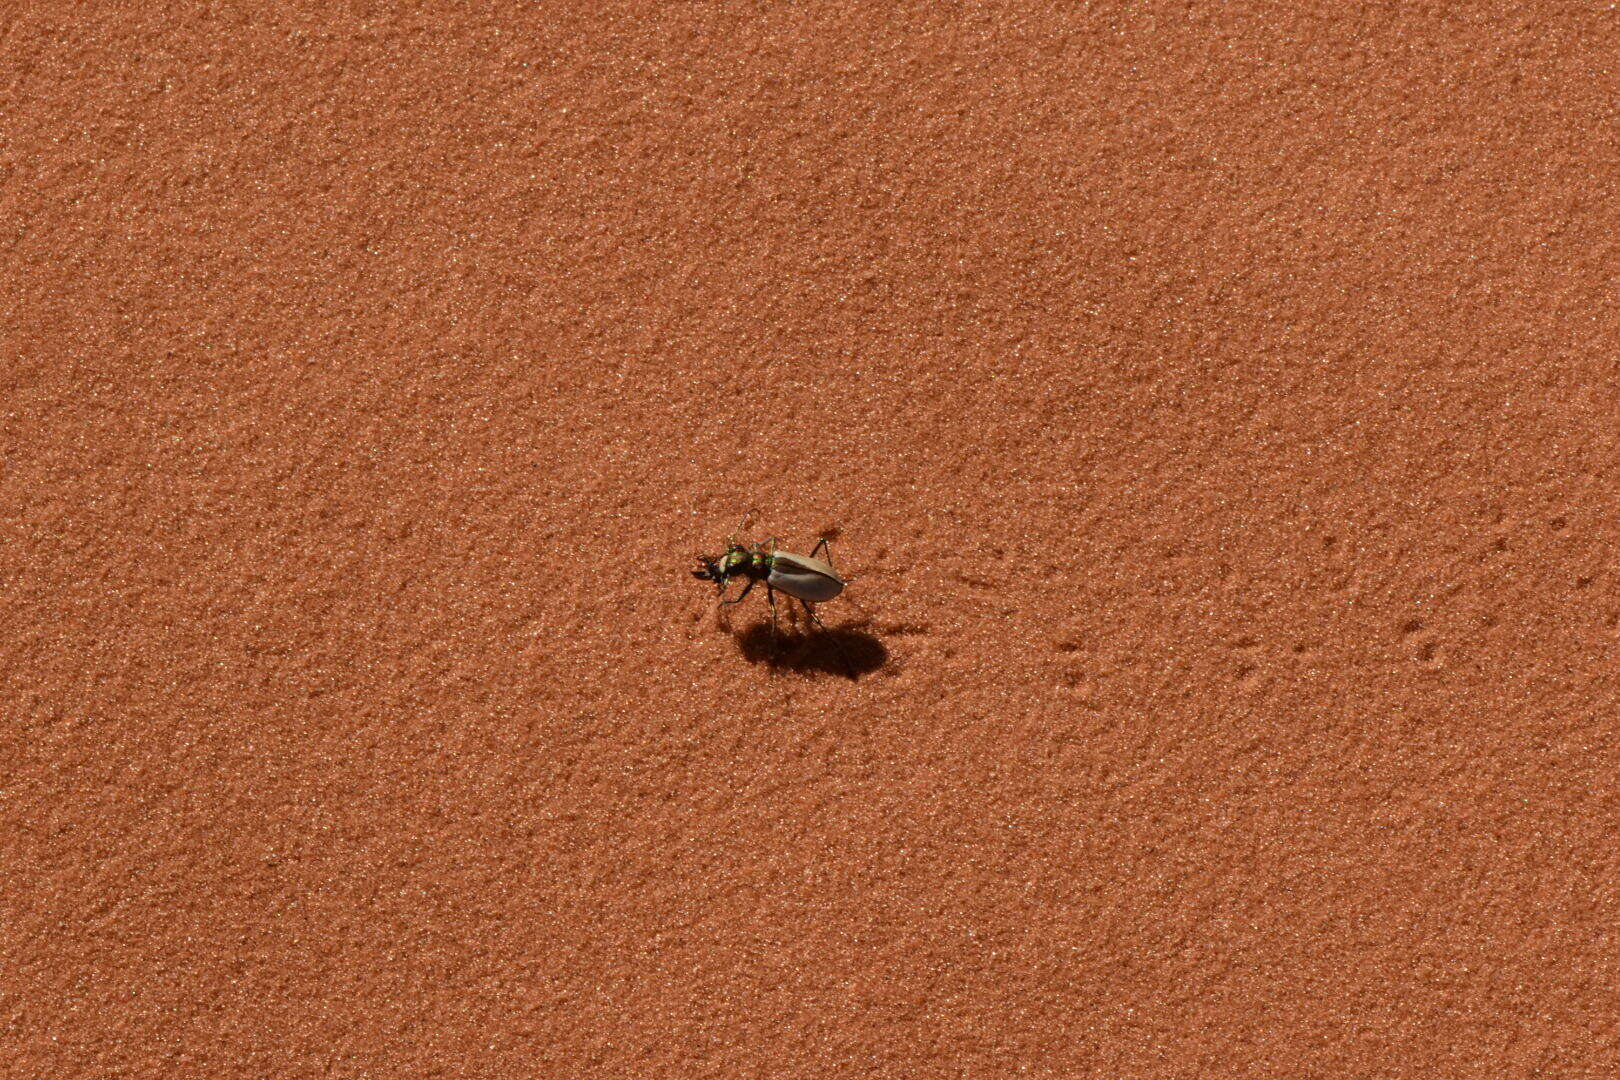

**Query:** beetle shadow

left=733, top=620, right=888, bottom=679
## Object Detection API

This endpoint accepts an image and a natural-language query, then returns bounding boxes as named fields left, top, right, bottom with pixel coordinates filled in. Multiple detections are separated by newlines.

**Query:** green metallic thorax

left=723, top=547, right=772, bottom=580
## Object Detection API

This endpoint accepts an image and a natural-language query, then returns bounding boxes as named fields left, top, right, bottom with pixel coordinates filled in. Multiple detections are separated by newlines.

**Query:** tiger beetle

left=692, top=510, right=848, bottom=659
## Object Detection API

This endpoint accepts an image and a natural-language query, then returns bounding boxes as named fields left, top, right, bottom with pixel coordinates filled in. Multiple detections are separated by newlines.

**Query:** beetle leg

left=800, top=598, right=827, bottom=633
left=767, top=584, right=780, bottom=652
left=719, top=577, right=754, bottom=606
left=803, top=598, right=856, bottom=678
left=809, top=536, right=833, bottom=564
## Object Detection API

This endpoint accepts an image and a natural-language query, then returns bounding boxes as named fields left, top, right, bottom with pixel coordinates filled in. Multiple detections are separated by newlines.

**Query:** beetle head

left=693, top=547, right=756, bottom=586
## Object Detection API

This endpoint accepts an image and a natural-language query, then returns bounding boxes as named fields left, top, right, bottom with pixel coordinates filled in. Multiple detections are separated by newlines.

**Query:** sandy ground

left=3, top=3, right=1618, bottom=1077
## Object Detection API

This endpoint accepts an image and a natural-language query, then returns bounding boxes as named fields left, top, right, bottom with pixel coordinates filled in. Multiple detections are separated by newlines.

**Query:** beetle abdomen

left=767, top=551, right=845, bottom=603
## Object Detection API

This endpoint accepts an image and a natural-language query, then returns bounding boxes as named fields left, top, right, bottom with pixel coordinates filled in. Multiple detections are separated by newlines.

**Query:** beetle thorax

left=722, top=548, right=768, bottom=580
